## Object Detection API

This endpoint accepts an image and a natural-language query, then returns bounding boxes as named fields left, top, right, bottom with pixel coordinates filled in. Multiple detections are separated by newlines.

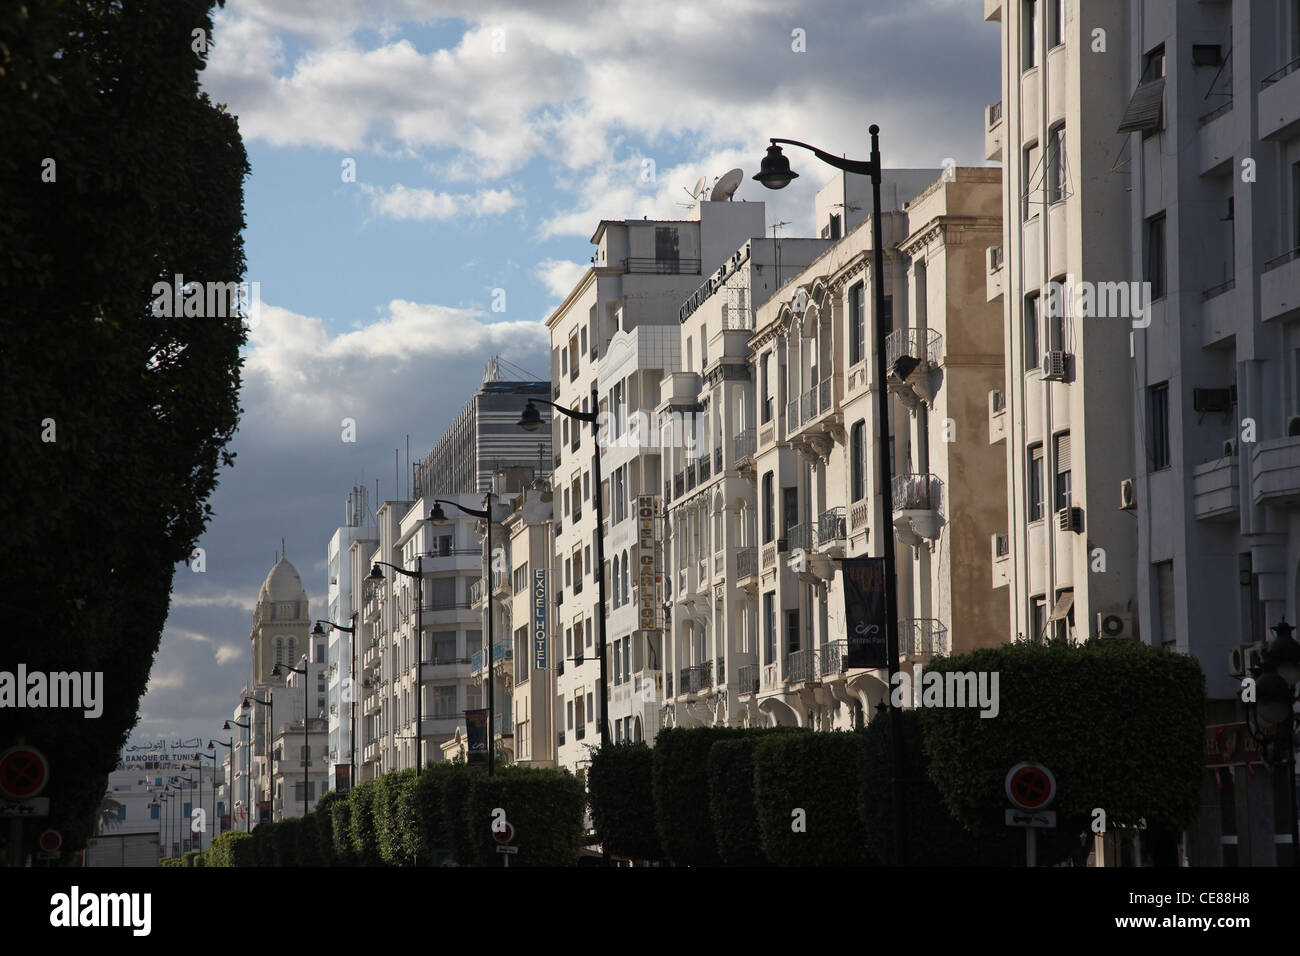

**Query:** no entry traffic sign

left=38, top=829, right=62, bottom=852
left=1005, top=762, right=1056, bottom=811
left=0, top=746, right=50, bottom=801
left=493, top=821, right=515, bottom=845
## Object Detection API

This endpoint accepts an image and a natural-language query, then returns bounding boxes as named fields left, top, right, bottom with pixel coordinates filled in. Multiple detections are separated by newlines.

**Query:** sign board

left=1005, top=762, right=1056, bottom=811
left=334, top=763, right=351, bottom=795
left=636, top=497, right=662, bottom=631
left=1005, top=809, right=1057, bottom=828
left=1205, top=722, right=1264, bottom=768
left=0, top=745, right=50, bottom=801
left=841, top=558, right=889, bottom=669
left=532, top=569, right=547, bottom=669
left=493, top=821, right=515, bottom=844
left=465, top=709, right=488, bottom=766
left=38, top=829, right=62, bottom=852
left=0, top=797, right=50, bottom=817
left=496, top=845, right=518, bottom=855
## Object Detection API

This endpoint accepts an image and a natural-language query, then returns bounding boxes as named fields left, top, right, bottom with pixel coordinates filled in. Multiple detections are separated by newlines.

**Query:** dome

left=258, top=556, right=308, bottom=607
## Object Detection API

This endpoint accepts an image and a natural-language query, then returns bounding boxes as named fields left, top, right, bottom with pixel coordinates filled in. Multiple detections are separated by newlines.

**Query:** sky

left=133, top=0, right=999, bottom=747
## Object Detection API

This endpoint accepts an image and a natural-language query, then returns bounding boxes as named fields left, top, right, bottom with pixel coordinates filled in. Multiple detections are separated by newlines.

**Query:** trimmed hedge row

left=588, top=742, right=663, bottom=862
left=205, top=760, right=585, bottom=866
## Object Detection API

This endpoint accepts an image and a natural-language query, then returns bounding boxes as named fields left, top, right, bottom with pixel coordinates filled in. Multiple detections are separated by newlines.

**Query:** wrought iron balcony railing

left=892, top=473, right=943, bottom=513
left=900, top=618, right=949, bottom=657
left=738, top=664, right=759, bottom=695
left=786, top=522, right=813, bottom=551
left=734, top=428, right=756, bottom=463
left=817, top=507, right=846, bottom=546
left=736, top=546, right=757, bottom=579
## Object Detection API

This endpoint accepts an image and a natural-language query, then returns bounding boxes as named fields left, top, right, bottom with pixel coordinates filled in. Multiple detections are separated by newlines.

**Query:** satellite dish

left=690, top=175, right=708, bottom=201
left=710, top=168, right=744, bottom=202
left=791, top=287, right=809, bottom=314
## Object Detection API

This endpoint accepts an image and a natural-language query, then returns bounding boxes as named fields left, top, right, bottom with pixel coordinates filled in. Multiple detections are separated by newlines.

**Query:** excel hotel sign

left=533, top=569, right=547, bottom=669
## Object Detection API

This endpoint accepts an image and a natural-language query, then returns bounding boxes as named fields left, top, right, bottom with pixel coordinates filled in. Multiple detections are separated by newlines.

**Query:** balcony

left=736, top=546, right=758, bottom=584
left=734, top=428, right=756, bottom=465
left=786, top=398, right=799, bottom=434
left=892, top=473, right=944, bottom=543
left=1252, top=435, right=1300, bottom=505
left=622, top=257, right=702, bottom=275
left=816, top=507, right=846, bottom=552
left=674, top=471, right=685, bottom=499
left=989, top=389, right=1007, bottom=444
left=714, top=447, right=722, bottom=474
left=885, top=328, right=942, bottom=407
left=899, top=618, right=948, bottom=659
left=985, top=100, right=1003, bottom=162
left=1261, top=247, right=1300, bottom=323
left=1260, top=56, right=1300, bottom=140
left=697, top=453, right=711, bottom=482
left=786, top=522, right=813, bottom=552
left=987, top=245, right=1004, bottom=301
left=850, top=500, right=870, bottom=535
left=471, top=642, right=513, bottom=674
left=469, top=579, right=484, bottom=607
left=686, top=463, right=697, bottom=491
left=1192, top=454, right=1240, bottom=520
left=818, top=640, right=848, bottom=679
left=677, top=661, right=714, bottom=696
left=786, top=648, right=818, bottom=685
left=738, top=664, right=759, bottom=696
left=761, top=542, right=776, bottom=568
left=991, top=533, right=1010, bottom=589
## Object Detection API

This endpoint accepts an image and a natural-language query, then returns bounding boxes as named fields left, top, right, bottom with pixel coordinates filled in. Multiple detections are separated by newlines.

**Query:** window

left=1053, top=432, right=1071, bottom=512
left=562, top=418, right=569, bottom=448
left=580, top=327, right=587, bottom=358
left=563, top=487, right=570, bottom=516
left=586, top=618, right=593, bottom=648
left=564, top=557, right=571, bottom=587
left=1046, top=276, right=1066, bottom=352
left=763, top=592, right=777, bottom=665
left=1023, top=0, right=1040, bottom=69
left=586, top=692, right=594, bottom=723
left=1146, top=213, right=1166, bottom=300
left=762, top=472, right=775, bottom=542
left=829, top=213, right=842, bottom=240
left=565, top=626, right=573, bottom=661
left=621, top=553, right=629, bottom=603
left=150, top=803, right=159, bottom=820
left=1022, top=141, right=1040, bottom=219
left=566, top=699, right=574, bottom=730
left=585, top=545, right=591, bottom=576
left=782, top=486, right=798, bottom=538
left=613, top=641, right=622, bottom=684
left=1028, top=443, right=1045, bottom=521
left=785, top=609, right=800, bottom=655
left=569, top=333, right=579, bottom=378
left=848, top=282, right=865, bottom=366
left=1046, top=123, right=1066, bottom=203
left=1023, top=292, right=1041, bottom=371
left=572, top=478, right=582, bottom=520
left=583, top=470, right=590, bottom=500
left=575, top=695, right=586, bottom=740
left=761, top=351, right=774, bottom=423
left=1149, top=382, right=1170, bottom=471
left=434, top=684, right=456, bottom=717
left=1155, top=561, right=1175, bottom=648
left=850, top=421, right=866, bottom=501
left=573, top=549, right=583, bottom=593
left=1030, top=595, right=1047, bottom=642
left=1048, top=0, right=1064, bottom=47
left=561, top=347, right=568, bottom=376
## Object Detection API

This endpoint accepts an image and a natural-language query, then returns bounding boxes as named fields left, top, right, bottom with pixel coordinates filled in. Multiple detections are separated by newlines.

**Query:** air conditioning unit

left=1096, top=612, right=1134, bottom=640
left=1193, top=388, right=1233, bottom=413
left=990, top=389, right=1006, bottom=414
left=777, top=537, right=789, bottom=553
left=1227, top=642, right=1265, bottom=678
left=1223, top=438, right=1238, bottom=457
left=1057, top=506, right=1083, bottom=533
left=1042, top=350, right=1068, bottom=381
left=1120, top=478, right=1136, bottom=510
left=992, top=532, right=1010, bottom=557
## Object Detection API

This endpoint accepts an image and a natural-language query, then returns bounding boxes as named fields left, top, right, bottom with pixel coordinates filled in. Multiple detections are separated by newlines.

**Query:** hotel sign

left=533, top=568, right=547, bottom=669
left=637, top=496, right=662, bottom=631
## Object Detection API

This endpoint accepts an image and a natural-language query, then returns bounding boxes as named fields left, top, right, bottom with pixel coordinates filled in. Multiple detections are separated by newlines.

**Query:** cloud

left=534, top=258, right=589, bottom=298
left=361, top=183, right=522, bottom=221
left=215, top=645, right=243, bottom=666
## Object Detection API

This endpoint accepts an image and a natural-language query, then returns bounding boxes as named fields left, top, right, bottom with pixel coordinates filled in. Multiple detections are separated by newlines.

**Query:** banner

left=841, top=557, right=889, bottom=669
left=533, top=568, right=547, bottom=669
left=465, top=709, right=488, bottom=766
left=637, top=496, right=661, bottom=630
left=333, top=763, right=351, bottom=795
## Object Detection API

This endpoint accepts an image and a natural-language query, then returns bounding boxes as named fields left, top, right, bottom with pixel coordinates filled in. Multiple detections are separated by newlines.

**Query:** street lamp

left=314, top=617, right=358, bottom=790
left=209, top=739, right=231, bottom=839
left=198, top=747, right=219, bottom=852
left=226, top=714, right=252, bottom=832
left=244, top=694, right=274, bottom=824
left=1246, top=618, right=1300, bottom=866
left=519, top=391, right=611, bottom=753
left=272, top=659, right=311, bottom=818
left=754, top=125, right=908, bottom=865
left=428, top=496, right=508, bottom=775
left=368, top=550, right=434, bottom=774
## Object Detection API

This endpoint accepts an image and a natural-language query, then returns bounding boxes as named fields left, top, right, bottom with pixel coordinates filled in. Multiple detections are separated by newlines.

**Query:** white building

left=105, top=740, right=224, bottom=858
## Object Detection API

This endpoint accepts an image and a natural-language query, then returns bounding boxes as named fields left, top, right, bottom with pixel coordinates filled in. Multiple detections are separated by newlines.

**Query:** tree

left=0, top=0, right=248, bottom=864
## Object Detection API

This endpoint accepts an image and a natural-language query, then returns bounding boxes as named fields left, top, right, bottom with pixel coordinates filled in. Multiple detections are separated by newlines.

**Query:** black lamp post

left=428, top=495, right=509, bottom=774
left=368, top=551, right=430, bottom=774
left=1246, top=618, right=1300, bottom=865
left=755, top=125, right=908, bottom=865
left=209, top=739, right=231, bottom=839
left=315, top=616, right=358, bottom=791
left=149, top=797, right=163, bottom=860
left=244, top=694, right=272, bottom=824
left=519, top=391, right=611, bottom=753
left=224, top=717, right=251, bottom=832
left=273, top=659, right=310, bottom=817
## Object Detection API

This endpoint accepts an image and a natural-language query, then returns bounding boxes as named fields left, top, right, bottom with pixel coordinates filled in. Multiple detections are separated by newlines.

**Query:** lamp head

left=753, top=143, right=799, bottom=190
left=518, top=400, right=543, bottom=432
left=367, top=563, right=385, bottom=583
left=312, top=621, right=325, bottom=636
left=1267, top=618, right=1300, bottom=686
left=428, top=502, right=449, bottom=525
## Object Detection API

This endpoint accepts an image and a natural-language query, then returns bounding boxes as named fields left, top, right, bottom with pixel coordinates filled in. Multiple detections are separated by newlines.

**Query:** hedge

left=209, top=831, right=254, bottom=867
left=160, top=856, right=183, bottom=867
left=442, top=766, right=483, bottom=865
left=296, top=813, right=321, bottom=867
left=918, top=639, right=1205, bottom=848
left=412, top=763, right=460, bottom=865
left=253, top=822, right=277, bottom=867
left=182, top=850, right=201, bottom=867
left=707, top=738, right=769, bottom=866
left=376, top=769, right=417, bottom=865
left=347, top=780, right=383, bottom=866
left=314, top=791, right=340, bottom=866
left=588, top=742, right=663, bottom=862
left=860, top=710, right=1019, bottom=866
left=274, top=818, right=301, bottom=867
left=463, top=765, right=587, bottom=867
left=330, top=798, right=357, bottom=866
left=753, top=730, right=870, bottom=866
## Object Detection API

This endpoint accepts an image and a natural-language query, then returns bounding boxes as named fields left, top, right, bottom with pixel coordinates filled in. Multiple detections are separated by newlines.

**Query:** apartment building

left=547, top=199, right=766, bottom=774
left=324, top=485, right=374, bottom=794
left=269, top=623, right=329, bottom=820
left=1115, top=0, right=1300, bottom=866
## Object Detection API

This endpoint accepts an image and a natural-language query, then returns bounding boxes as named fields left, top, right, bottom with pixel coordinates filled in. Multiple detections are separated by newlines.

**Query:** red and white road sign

left=1005, top=762, right=1056, bottom=811
left=493, top=821, right=515, bottom=844
left=0, top=746, right=50, bottom=801
left=38, top=829, right=62, bottom=852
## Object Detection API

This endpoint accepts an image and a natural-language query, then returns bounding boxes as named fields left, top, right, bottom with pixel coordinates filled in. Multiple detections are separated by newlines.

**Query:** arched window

left=621, top=552, right=629, bottom=606
left=712, top=494, right=724, bottom=551
left=762, top=472, right=775, bottom=542
left=851, top=420, right=866, bottom=502
left=274, top=638, right=284, bottom=666
left=287, top=637, right=297, bottom=666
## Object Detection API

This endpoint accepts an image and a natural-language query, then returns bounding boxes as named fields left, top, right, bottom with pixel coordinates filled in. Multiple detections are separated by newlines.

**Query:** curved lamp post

left=314, top=617, right=358, bottom=791
left=225, top=715, right=252, bottom=831
left=519, top=394, right=611, bottom=754
left=243, top=694, right=272, bottom=825
left=368, top=541, right=433, bottom=774
left=209, top=738, right=232, bottom=839
left=273, top=659, right=310, bottom=817
left=755, top=125, right=908, bottom=865
left=1246, top=618, right=1300, bottom=865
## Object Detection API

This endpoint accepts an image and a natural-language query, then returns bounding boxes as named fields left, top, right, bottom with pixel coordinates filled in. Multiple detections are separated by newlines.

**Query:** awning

left=1047, top=591, right=1074, bottom=623
left=1117, top=78, right=1165, bottom=133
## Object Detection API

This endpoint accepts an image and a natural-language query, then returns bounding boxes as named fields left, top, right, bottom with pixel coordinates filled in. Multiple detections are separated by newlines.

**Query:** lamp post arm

left=769, top=138, right=877, bottom=177
left=527, top=396, right=598, bottom=425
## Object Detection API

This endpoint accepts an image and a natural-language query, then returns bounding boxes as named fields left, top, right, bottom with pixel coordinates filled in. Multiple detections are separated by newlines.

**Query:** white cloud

left=534, top=258, right=589, bottom=299
left=215, top=645, right=243, bottom=666
left=360, top=183, right=522, bottom=221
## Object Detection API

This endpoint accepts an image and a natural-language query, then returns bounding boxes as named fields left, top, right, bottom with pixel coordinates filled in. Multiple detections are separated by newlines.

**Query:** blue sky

left=135, top=0, right=998, bottom=747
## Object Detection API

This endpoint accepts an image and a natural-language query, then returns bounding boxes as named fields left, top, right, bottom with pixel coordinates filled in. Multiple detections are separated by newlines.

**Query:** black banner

left=465, top=709, right=488, bottom=766
left=841, top=557, right=888, bottom=669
